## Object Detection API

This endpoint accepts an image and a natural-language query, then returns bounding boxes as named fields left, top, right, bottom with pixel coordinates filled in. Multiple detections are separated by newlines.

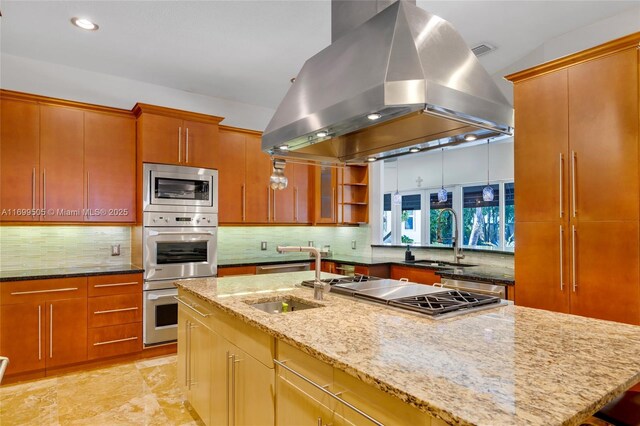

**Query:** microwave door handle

left=148, top=294, right=178, bottom=301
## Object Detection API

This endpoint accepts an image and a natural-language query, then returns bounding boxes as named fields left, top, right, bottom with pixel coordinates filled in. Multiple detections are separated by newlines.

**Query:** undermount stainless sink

left=248, top=298, right=322, bottom=314
left=411, top=260, right=477, bottom=268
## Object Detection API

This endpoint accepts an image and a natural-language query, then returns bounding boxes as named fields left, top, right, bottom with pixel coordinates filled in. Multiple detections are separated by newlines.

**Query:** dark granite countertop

left=219, top=255, right=514, bottom=285
left=0, top=264, right=144, bottom=282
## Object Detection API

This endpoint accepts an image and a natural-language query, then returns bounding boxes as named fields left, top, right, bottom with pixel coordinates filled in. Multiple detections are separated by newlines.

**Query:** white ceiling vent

left=471, top=43, right=496, bottom=57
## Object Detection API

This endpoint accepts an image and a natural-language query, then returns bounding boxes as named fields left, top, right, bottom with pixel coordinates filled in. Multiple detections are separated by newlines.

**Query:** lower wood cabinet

left=390, top=265, right=441, bottom=285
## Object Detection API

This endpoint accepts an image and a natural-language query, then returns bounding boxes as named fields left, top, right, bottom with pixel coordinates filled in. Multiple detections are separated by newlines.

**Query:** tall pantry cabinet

left=508, top=34, right=640, bottom=325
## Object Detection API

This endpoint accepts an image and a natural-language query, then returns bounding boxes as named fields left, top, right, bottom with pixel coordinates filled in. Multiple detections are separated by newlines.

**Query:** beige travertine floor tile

left=0, top=355, right=198, bottom=426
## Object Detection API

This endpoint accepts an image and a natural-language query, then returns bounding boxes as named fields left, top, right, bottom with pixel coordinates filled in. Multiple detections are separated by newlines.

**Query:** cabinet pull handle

left=571, top=151, right=577, bottom=217
left=178, top=127, right=182, bottom=163
left=317, top=418, right=322, bottom=426
left=184, top=321, right=190, bottom=387
left=274, top=359, right=383, bottom=426
left=174, top=296, right=211, bottom=317
left=186, top=320, right=191, bottom=390
left=49, top=304, right=53, bottom=359
left=38, top=305, right=42, bottom=360
left=86, top=171, right=90, bottom=218
left=559, top=226, right=564, bottom=291
left=572, top=226, right=577, bottom=292
left=267, top=186, right=271, bottom=222
left=294, top=187, right=298, bottom=222
left=242, top=185, right=246, bottom=222
left=93, top=336, right=138, bottom=346
left=257, top=263, right=309, bottom=270
left=93, top=281, right=138, bottom=288
left=185, top=128, right=189, bottom=164
left=32, top=168, right=36, bottom=215
left=273, top=188, right=277, bottom=221
left=42, top=169, right=47, bottom=212
left=559, top=153, right=563, bottom=218
left=11, top=287, right=78, bottom=296
left=232, top=354, right=240, bottom=426
left=94, top=306, right=138, bottom=315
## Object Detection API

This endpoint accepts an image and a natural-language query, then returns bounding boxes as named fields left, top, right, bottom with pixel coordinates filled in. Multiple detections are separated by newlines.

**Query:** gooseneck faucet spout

left=436, top=208, right=465, bottom=264
left=276, top=246, right=325, bottom=300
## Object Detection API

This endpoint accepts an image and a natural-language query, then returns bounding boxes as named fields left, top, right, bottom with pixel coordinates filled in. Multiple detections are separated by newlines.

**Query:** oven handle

left=147, top=230, right=216, bottom=237
left=148, top=293, right=178, bottom=301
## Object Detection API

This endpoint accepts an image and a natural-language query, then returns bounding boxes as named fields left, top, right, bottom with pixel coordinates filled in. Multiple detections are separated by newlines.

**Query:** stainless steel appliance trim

left=94, top=281, right=139, bottom=288
left=174, top=296, right=211, bottom=318
left=423, top=107, right=512, bottom=136
left=143, top=287, right=178, bottom=346
left=94, top=307, right=139, bottom=315
left=147, top=230, right=216, bottom=236
left=38, top=305, right=42, bottom=360
left=559, top=226, right=564, bottom=291
left=93, top=336, right=138, bottom=346
left=572, top=225, right=577, bottom=292
left=274, top=359, right=383, bottom=426
left=559, top=153, right=563, bottom=218
left=11, top=287, right=78, bottom=295
left=440, top=279, right=505, bottom=298
left=571, top=151, right=577, bottom=217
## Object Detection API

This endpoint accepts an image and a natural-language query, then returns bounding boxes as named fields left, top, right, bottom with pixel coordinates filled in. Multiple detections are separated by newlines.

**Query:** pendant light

left=437, top=148, right=448, bottom=202
left=482, top=140, right=494, bottom=202
left=392, top=159, right=401, bottom=205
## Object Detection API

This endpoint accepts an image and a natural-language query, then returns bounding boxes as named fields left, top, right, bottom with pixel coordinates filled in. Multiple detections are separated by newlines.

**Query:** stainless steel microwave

left=143, top=163, right=218, bottom=213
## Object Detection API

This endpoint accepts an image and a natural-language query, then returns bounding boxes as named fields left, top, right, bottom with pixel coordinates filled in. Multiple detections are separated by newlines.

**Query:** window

left=462, top=184, right=500, bottom=249
left=383, top=194, right=392, bottom=243
left=505, top=182, right=515, bottom=250
left=401, top=194, right=422, bottom=245
left=429, top=192, right=453, bottom=246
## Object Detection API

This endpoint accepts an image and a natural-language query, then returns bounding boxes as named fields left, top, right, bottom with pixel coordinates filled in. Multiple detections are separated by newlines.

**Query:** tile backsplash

left=0, top=226, right=131, bottom=271
left=218, top=225, right=372, bottom=261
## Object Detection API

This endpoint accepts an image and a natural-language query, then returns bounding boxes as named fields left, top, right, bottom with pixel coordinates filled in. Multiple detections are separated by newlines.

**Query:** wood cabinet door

left=190, top=316, right=213, bottom=425
left=138, top=113, right=182, bottom=165
left=276, top=372, right=330, bottom=426
left=513, top=70, right=569, bottom=223
left=218, top=130, right=246, bottom=223
left=245, top=134, right=271, bottom=223
left=293, top=163, right=311, bottom=223
left=183, top=120, right=219, bottom=169
left=514, top=222, right=570, bottom=313
left=571, top=221, right=640, bottom=325
left=0, top=99, right=40, bottom=221
left=314, top=166, right=337, bottom=223
left=233, top=344, right=275, bottom=426
left=389, top=265, right=439, bottom=285
left=0, top=302, right=45, bottom=376
left=569, top=48, right=638, bottom=222
left=46, top=298, right=87, bottom=368
left=40, top=105, right=84, bottom=221
left=210, top=330, right=232, bottom=426
left=273, top=165, right=295, bottom=223
left=84, top=111, right=136, bottom=222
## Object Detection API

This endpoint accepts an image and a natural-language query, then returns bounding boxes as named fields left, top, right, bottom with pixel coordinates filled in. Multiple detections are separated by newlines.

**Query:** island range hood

left=262, top=0, right=514, bottom=164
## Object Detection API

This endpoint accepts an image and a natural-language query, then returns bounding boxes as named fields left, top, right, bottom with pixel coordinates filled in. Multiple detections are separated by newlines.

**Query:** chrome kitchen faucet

left=276, top=246, right=325, bottom=300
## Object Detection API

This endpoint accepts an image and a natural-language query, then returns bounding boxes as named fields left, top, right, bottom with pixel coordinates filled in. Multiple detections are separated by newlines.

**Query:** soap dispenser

left=404, top=245, right=415, bottom=262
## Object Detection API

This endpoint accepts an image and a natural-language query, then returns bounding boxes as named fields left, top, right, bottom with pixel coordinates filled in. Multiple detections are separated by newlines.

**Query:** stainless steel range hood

left=262, top=0, right=514, bottom=163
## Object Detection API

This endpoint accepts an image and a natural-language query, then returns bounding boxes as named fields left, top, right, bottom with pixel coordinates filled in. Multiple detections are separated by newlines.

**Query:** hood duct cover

left=262, top=1, right=514, bottom=163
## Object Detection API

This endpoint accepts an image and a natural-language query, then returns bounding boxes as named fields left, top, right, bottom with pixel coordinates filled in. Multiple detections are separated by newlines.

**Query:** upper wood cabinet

left=340, top=165, right=369, bottom=224
left=0, top=98, right=40, bottom=221
left=245, top=133, right=271, bottom=223
left=218, top=128, right=247, bottom=223
left=314, top=166, right=338, bottom=224
left=508, top=34, right=640, bottom=325
left=0, top=91, right=136, bottom=223
left=134, top=104, right=222, bottom=169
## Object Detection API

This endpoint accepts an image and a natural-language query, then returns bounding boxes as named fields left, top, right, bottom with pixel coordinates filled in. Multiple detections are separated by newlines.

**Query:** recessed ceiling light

left=367, top=113, right=381, bottom=121
left=278, top=145, right=289, bottom=151
left=409, top=147, right=420, bottom=153
left=71, top=17, right=99, bottom=31
left=464, top=134, right=477, bottom=142
left=367, top=157, right=377, bottom=162
left=316, top=131, right=328, bottom=138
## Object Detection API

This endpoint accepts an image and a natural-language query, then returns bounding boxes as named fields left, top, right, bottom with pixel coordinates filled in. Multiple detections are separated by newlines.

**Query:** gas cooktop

left=301, top=275, right=504, bottom=318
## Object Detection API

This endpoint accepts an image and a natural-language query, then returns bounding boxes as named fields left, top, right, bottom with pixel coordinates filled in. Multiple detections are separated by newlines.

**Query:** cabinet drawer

left=88, top=293, right=142, bottom=328
left=277, top=341, right=333, bottom=387
left=88, top=273, right=142, bottom=297
left=1, top=277, right=87, bottom=305
left=88, top=323, right=142, bottom=360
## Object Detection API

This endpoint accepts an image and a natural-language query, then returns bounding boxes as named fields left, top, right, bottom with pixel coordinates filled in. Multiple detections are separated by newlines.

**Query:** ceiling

left=1, top=1, right=637, bottom=110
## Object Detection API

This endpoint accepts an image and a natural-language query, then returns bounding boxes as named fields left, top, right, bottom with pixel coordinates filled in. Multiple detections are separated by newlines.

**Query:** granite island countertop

left=176, top=271, right=640, bottom=426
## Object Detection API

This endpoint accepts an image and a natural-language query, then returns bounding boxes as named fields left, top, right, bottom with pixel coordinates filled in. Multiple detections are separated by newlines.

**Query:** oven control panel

left=143, top=212, right=218, bottom=227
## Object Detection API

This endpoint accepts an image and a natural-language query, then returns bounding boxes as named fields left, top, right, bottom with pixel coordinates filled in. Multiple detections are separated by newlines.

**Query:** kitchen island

left=176, top=271, right=640, bottom=426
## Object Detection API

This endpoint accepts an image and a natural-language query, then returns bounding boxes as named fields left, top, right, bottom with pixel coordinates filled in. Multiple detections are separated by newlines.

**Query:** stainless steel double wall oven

left=142, top=163, right=218, bottom=346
